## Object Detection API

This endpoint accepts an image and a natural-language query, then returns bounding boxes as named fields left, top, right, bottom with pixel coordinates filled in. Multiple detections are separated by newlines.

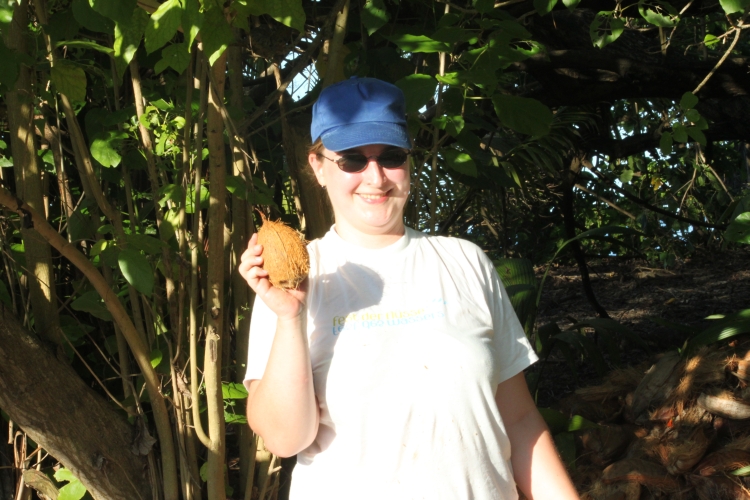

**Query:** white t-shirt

left=244, top=227, right=538, bottom=500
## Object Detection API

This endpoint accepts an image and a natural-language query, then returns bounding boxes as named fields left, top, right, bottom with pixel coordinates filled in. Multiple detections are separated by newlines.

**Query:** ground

left=531, top=247, right=750, bottom=408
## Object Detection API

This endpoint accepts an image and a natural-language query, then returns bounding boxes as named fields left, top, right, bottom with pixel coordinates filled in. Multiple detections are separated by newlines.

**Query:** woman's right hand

left=238, top=233, right=307, bottom=320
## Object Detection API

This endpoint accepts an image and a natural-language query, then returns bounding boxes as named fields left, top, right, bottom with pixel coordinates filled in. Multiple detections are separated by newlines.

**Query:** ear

left=309, top=153, right=326, bottom=187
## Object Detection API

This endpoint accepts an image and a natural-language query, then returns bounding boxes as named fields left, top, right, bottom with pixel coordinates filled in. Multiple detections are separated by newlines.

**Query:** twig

left=693, top=24, right=742, bottom=94
left=574, top=182, right=636, bottom=220
left=586, top=164, right=728, bottom=230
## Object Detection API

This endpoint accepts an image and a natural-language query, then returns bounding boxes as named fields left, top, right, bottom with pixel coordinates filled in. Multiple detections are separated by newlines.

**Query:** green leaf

left=431, top=27, right=477, bottom=44
left=685, top=317, right=750, bottom=353
left=55, top=40, right=114, bottom=54
left=51, top=62, right=87, bottom=103
left=726, top=212, right=750, bottom=244
left=659, top=131, right=673, bottom=155
left=156, top=42, right=191, bottom=74
left=90, top=238, right=110, bottom=257
left=90, top=0, right=137, bottom=24
left=383, top=34, right=450, bottom=53
left=672, top=124, right=688, bottom=143
left=201, top=1, right=235, bottom=66
left=126, top=234, right=168, bottom=254
left=361, top=0, right=388, bottom=35
left=473, top=0, right=495, bottom=13
left=492, top=94, right=553, bottom=136
left=68, top=207, right=97, bottom=243
left=58, top=479, right=87, bottom=500
left=186, top=181, right=209, bottom=213
left=538, top=408, right=569, bottom=435
left=55, top=467, right=88, bottom=500
left=150, top=348, right=163, bottom=368
left=0, top=280, right=10, bottom=306
left=226, top=175, right=249, bottom=200
left=620, top=169, right=634, bottom=183
left=222, top=382, right=249, bottom=399
left=704, top=34, right=720, bottom=48
left=686, top=126, right=706, bottom=145
left=442, top=149, right=477, bottom=177
left=394, top=74, right=438, bottom=113
left=679, top=91, right=698, bottom=110
left=72, top=0, right=114, bottom=33
left=590, top=11, right=624, bottom=49
left=685, top=108, right=701, bottom=124
left=567, top=414, right=599, bottom=432
left=114, top=8, right=149, bottom=81
left=534, top=0, right=558, bottom=16
left=495, top=258, right=537, bottom=334
left=732, top=464, right=750, bottom=476
left=181, top=0, right=202, bottom=49
left=562, top=0, right=581, bottom=9
left=105, top=335, right=119, bottom=355
left=47, top=8, right=81, bottom=43
left=90, top=130, right=127, bottom=167
left=237, top=0, right=306, bottom=32
left=160, top=208, right=180, bottom=242
left=54, top=468, right=77, bottom=483
left=224, top=411, right=248, bottom=424
left=118, top=248, right=154, bottom=297
left=553, top=432, right=577, bottom=469
left=438, top=12, right=461, bottom=28
left=144, top=0, right=182, bottom=54
left=433, top=115, right=465, bottom=137
left=71, top=290, right=113, bottom=321
left=638, top=0, right=678, bottom=27
left=719, top=0, right=750, bottom=15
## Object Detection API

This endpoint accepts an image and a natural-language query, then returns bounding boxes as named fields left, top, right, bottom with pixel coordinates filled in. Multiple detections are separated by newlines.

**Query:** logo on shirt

left=331, top=299, right=447, bottom=335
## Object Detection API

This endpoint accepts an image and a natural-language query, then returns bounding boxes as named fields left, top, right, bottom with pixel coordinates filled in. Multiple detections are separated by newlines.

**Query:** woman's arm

left=495, top=373, right=580, bottom=500
left=239, top=234, right=319, bottom=457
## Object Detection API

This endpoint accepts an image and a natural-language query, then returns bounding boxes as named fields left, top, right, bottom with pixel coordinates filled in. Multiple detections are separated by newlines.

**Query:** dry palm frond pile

left=560, top=342, right=750, bottom=500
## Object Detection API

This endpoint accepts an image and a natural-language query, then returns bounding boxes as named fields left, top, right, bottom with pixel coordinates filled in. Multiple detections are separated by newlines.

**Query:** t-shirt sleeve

left=485, top=257, right=539, bottom=385
left=243, top=294, right=277, bottom=390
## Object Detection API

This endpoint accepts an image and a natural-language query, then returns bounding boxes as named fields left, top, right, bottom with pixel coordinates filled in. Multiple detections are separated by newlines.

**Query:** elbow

left=248, top=413, right=319, bottom=458
left=254, top=426, right=318, bottom=458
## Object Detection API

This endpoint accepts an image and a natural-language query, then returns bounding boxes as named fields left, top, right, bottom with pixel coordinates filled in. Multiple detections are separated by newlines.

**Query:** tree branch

left=584, top=165, right=729, bottom=230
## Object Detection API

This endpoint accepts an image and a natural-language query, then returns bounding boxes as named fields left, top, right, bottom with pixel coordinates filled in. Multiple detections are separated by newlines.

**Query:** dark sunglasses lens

left=378, top=151, right=408, bottom=168
left=337, top=155, right=368, bottom=172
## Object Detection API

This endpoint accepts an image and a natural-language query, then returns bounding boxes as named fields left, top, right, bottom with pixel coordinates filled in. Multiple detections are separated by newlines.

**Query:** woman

left=239, top=77, right=579, bottom=499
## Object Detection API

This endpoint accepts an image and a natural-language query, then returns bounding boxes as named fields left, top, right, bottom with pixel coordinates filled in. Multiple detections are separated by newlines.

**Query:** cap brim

left=320, top=122, right=411, bottom=152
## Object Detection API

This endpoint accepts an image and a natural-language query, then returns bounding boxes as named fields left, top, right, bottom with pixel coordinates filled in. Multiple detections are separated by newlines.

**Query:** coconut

left=256, top=214, right=310, bottom=289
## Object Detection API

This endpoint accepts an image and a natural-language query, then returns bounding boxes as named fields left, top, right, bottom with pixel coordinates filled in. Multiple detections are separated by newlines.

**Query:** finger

left=246, top=233, right=258, bottom=249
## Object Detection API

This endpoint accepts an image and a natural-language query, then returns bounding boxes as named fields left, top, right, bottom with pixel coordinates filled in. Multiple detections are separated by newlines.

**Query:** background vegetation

left=0, top=0, right=749, bottom=498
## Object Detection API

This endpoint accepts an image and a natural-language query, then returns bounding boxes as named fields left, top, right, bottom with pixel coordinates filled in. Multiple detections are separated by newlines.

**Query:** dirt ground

left=531, top=247, right=750, bottom=408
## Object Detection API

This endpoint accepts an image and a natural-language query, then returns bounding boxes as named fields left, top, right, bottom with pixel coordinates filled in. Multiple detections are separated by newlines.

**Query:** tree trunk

left=227, top=41, right=256, bottom=498
left=0, top=306, right=151, bottom=500
left=560, top=164, right=610, bottom=319
left=3, top=0, right=61, bottom=345
left=205, top=51, right=228, bottom=500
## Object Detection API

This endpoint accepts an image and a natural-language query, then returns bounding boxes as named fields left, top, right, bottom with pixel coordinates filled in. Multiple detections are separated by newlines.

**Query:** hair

left=308, top=138, right=325, bottom=158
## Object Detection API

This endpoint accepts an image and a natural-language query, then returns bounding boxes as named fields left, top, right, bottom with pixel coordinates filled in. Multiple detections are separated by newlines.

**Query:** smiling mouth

left=358, top=193, right=387, bottom=200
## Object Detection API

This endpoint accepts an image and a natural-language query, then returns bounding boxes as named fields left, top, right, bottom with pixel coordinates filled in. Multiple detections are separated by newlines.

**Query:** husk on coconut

left=256, top=214, right=310, bottom=289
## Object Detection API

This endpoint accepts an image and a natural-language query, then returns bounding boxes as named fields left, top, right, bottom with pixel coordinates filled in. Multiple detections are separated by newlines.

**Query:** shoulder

left=408, top=228, right=493, bottom=267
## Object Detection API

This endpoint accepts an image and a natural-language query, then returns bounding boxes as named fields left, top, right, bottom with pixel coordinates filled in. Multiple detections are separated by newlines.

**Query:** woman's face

left=309, top=144, right=410, bottom=248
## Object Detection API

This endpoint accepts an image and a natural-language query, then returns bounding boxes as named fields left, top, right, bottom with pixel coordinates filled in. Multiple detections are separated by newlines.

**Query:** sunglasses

left=320, top=149, right=410, bottom=173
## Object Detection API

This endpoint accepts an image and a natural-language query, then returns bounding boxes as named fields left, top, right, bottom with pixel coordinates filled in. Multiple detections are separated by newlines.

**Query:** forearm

left=246, top=314, right=319, bottom=457
left=507, top=409, right=579, bottom=500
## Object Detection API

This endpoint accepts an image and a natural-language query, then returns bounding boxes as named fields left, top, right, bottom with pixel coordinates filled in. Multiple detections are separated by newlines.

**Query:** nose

left=362, top=157, right=386, bottom=185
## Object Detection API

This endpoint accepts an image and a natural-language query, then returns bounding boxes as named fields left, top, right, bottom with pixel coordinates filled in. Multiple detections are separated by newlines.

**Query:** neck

left=333, top=224, right=406, bottom=249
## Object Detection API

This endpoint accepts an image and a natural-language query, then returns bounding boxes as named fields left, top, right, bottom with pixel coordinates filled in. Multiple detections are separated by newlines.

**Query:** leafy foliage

left=1, top=0, right=749, bottom=496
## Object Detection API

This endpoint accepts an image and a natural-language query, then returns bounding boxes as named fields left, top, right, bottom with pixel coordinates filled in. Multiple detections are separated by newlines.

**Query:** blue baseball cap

left=311, top=77, right=411, bottom=152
